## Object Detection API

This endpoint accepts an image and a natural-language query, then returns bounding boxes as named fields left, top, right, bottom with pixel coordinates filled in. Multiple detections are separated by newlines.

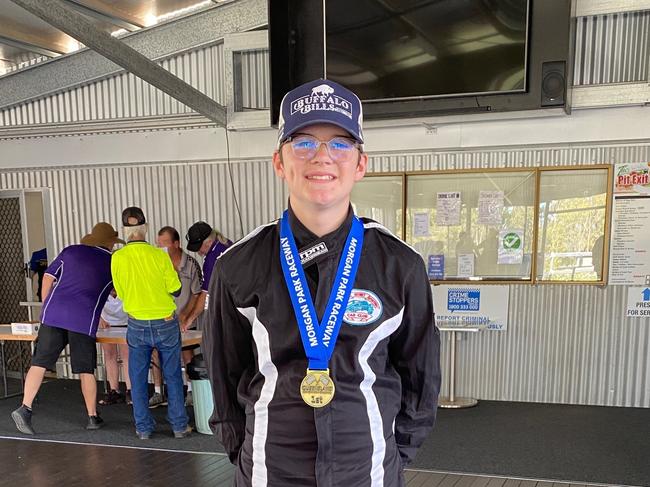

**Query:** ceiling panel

left=0, top=41, right=45, bottom=73
left=0, top=0, right=216, bottom=76
left=81, top=0, right=214, bottom=27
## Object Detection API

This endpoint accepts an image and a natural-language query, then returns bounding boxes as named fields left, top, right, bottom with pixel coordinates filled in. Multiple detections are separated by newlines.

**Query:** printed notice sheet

left=436, top=192, right=461, bottom=226
left=478, top=191, right=504, bottom=226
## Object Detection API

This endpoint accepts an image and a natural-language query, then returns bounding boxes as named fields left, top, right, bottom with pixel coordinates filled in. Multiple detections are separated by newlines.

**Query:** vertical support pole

left=448, top=330, right=457, bottom=402
left=1, top=340, right=7, bottom=397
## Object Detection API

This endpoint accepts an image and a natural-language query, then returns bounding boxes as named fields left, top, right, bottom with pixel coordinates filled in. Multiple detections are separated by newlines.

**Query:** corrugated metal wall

left=574, top=10, right=650, bottom=85
left=2, top=143, right=649, bottom=407
left=3, top=8, right=648, bottom=128
left=0, top=159, right=285, bottom=252
left=0, top=43, right=226, bottom=126
left=239, top=49, right=270, bottom=111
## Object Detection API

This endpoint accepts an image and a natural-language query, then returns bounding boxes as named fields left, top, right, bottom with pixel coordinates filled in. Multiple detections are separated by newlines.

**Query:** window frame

left=355, top=164, right=613, bottom=285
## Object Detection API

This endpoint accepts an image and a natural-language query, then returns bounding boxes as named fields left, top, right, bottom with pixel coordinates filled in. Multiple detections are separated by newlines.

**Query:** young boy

left=203, top=79, right=441, bottom=486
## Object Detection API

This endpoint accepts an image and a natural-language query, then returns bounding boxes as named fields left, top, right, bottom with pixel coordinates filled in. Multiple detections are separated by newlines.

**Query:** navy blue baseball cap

left=277, top=79, right=364, bottom=149
left=186, top=221, right=212, bottom=252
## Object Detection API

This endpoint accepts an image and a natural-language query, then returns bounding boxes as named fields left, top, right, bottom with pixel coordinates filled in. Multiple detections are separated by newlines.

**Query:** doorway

left=0, top=195, right=27, bottom=324
left=0, top=189, right=54, bottom=324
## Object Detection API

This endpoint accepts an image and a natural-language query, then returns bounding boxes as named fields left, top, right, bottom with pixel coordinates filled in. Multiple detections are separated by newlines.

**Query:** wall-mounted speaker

left=541, top=61, right=566, bottom=107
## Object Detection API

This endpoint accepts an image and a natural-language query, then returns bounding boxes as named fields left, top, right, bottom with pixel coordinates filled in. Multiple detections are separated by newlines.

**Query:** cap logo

left=290, top=84, right=353, bottom=119
left=311, top=84, right=334, bottom=95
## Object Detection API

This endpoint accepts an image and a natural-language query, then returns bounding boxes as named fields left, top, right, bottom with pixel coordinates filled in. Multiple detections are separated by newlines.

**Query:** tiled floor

left=0, top=437, right=627, bottom=487
left=404, top=470, right=611, bottom=487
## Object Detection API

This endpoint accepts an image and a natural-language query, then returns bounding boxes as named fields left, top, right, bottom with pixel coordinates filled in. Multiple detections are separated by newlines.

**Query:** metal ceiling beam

left=0, top=0, right=266, bottom=112
left=7, top=0, right=227, bottom=126
left=0, top=34, right=62, bottom=57
left=61, top=0, right=143, bottom=31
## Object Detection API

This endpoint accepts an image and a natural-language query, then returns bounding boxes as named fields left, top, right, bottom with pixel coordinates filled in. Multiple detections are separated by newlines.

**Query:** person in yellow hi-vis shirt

left=111, top=206, right=191, bottom=440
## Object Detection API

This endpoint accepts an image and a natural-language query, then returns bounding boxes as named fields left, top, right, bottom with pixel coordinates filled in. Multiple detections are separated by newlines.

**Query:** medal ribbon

left=279, top=210, right=364, bottom=370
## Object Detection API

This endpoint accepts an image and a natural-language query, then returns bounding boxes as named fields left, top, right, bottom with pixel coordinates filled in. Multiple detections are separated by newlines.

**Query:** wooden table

left=1, top=325, right=202, bottom=398
left=95, top=328, right=203, bottom=394
left=96, top=328, right=202, bottom=346
left=0, top=325, right=38, bottom=398
left=0, top=325, right=203, bottom=346
left=0, top=324, right=39, bottom=342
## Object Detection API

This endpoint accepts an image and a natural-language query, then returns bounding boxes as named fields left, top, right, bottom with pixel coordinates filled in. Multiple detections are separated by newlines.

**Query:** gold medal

left=300, top=369, right=335, bottom=408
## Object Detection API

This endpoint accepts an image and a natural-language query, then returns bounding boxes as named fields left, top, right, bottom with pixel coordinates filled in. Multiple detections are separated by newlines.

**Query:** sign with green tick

left=498, top=229, right=524, bottom=264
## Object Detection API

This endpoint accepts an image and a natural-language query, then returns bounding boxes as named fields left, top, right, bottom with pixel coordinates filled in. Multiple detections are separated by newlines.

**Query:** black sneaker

left=11, top=405, right=35, bottom=435
left=98, top=389, right=124, bottom=405
left=173, top=425, right=192, bottom=438
left=86, top=415, right=105, bottom=430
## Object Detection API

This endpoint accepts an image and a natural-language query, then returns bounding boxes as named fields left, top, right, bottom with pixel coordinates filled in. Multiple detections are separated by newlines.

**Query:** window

left=352, top=174, right=404, bottom=237
left=351, top=166, right=612, bottom=284
left=407, top=170, right=536, bottom=281
left=536, top=168, right=610, bottom=282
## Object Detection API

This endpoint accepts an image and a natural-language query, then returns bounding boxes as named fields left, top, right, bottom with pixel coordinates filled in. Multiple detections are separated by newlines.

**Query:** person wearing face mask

left=180, top=222, right=232, bottom=332
left=147, top=226, right=203, bottom=409
left=202, top=79, right=441, bottom=487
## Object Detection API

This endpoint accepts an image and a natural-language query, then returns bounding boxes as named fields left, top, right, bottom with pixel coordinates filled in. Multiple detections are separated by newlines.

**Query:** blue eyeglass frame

left=284, top=134, right=362, bottom=161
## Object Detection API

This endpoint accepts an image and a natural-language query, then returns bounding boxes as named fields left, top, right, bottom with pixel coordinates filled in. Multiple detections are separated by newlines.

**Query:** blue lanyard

left=279, top=211, right=364, bottom=370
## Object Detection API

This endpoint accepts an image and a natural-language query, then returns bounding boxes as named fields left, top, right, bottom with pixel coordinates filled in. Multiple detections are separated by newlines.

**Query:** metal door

left=0, top=193, right=29, bottom=324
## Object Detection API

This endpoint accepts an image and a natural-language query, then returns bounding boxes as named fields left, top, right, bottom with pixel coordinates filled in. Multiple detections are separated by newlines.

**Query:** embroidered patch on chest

left=344, top=289, right=383, bottom=326
left=299, top=242, right=328, bottom=265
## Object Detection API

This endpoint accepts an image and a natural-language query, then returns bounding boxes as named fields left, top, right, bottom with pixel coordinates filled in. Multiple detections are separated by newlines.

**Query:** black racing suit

left=204, top=207, right=441, bottom=487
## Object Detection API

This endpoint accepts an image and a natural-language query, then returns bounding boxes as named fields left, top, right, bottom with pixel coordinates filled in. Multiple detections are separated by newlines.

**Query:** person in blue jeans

left=126, top=316, right=187, bottom=437
left=111, top=206, right=190, bottom=439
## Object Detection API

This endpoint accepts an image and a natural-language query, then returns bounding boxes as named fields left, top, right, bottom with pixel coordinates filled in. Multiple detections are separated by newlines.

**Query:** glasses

left=284, top=134, right=361, bottom=163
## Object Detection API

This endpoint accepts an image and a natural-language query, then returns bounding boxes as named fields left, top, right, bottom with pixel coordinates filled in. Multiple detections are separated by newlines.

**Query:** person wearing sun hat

left=11, top=222, right=123, bottom=436
left=202, top=79, right=440, bottom=486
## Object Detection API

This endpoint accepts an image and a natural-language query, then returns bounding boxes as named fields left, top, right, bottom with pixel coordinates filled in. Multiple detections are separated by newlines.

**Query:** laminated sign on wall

left=428, top=254, right=444, bottom=279
left=432, top=285, right=509, bottom=330
left=625, top=287, right=650, bottom=318
left=436, top=192, right=461, bottom=226
left=498, top=230, right=524, bottom=265
left=478, top=191, right=504, bottom=225
left=609, top=163, right=650, bottom=285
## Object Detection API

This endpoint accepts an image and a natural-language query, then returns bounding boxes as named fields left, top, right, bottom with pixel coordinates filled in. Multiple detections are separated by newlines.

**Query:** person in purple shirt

left=180, top=221, right=232, bottom=331
left=11, top=222, right=124, bottom=435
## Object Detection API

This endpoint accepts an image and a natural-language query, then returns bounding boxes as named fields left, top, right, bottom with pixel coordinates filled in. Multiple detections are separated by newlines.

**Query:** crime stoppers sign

left=433, top=285, right=509, bottom=331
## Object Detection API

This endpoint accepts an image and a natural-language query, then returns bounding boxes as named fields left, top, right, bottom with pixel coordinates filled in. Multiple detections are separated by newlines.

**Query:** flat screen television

left=269, top=0, right=572, bottom=123
left=326, top=0, right=530, bottom=102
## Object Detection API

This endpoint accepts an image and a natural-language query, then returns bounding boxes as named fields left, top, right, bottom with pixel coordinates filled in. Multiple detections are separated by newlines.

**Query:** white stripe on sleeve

left=358, top=308, right=405, bottom=487
left=237, top=306, right=279, bottom=487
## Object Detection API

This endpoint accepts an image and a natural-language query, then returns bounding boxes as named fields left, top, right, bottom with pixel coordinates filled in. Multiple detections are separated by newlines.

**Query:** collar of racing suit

left=287, top=203, right=354, bottom=269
